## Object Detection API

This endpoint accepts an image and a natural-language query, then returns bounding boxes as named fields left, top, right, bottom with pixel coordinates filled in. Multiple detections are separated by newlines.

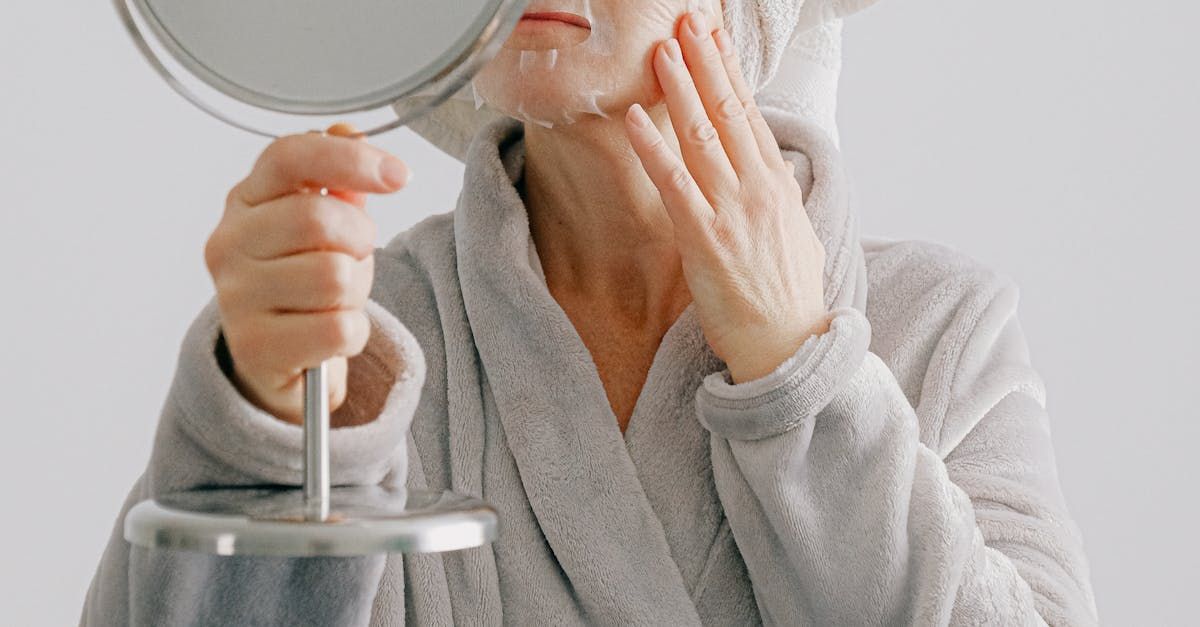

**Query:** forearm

left=707, top=377, right=1043, bottom=625
left=81, top=297, right=424, bottom=625
left=698, top=306, right=1095, bottom=625
left=150, top=297, right=421, bottom=492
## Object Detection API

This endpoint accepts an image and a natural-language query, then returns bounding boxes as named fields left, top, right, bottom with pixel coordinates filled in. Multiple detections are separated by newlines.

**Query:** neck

left=521, top=107, right=691, bottom=328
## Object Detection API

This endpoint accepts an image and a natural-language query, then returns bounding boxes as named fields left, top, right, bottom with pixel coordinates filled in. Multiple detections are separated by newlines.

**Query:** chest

left=402, top=276, right=759, bottom=623
left=554, top=290, right=694, bottom=433
left=570, top=319, right=663, bottom=433
left=402, top=340, right=760, bottom=625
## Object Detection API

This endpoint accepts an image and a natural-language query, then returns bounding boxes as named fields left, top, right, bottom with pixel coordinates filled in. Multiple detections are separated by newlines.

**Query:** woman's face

left=472, top=0, right=722, bottom=128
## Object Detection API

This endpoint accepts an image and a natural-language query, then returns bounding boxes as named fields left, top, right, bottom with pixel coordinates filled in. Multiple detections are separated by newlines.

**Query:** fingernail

left=326, top=122, right=360, bottom=138
left=627, top=103, right=651, bottom=129
left=687, top=11, right=709, bottom=39
left=715, top=28, right=733, bottom=56
left=666, top=38, right=683, bottom=64
left=379, top=156, right=408, bottom=188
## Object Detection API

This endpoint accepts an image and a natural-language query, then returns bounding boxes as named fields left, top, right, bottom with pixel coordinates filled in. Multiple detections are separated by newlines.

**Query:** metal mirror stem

left=302, top=184, right=336, bottom=523
left=304, top=362, right=331, bottom=522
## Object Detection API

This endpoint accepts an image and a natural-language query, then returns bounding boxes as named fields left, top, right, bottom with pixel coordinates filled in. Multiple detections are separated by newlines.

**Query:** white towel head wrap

left=399, top=0, right=880, bottom=159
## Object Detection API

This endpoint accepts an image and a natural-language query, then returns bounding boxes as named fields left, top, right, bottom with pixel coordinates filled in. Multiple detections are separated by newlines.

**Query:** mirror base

left=124, top=486, right=497, bottom=557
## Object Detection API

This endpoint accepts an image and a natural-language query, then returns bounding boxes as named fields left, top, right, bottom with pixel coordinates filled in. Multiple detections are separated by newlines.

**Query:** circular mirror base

left=124, top=486, right=497, bottom=557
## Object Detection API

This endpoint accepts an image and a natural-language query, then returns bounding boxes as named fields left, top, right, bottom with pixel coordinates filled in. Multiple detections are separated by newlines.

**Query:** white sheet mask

left=471, top=0, right=714, bottom=129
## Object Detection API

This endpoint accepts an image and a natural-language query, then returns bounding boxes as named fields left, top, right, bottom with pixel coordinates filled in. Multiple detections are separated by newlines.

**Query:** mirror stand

left=114, top=0, right=515, bottom=560
left=125, top=357, right=497, bottom=557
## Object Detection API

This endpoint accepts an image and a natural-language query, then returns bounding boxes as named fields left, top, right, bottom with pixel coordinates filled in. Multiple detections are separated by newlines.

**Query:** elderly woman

left=82, top=0, right=1097, bottom=625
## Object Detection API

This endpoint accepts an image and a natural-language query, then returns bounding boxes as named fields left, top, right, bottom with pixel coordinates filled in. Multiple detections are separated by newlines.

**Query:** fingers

left=217, top=252, right=374, bottom=314
left=676, top=12, right=765, bottom=175
left=233, top=355, right=350, bottom=424
left=625, top=103, right=716, bottom=241
left=325, top=122, right=366, bottom=139
left=653, top=38, right=739, bottom=205
left=226, top=309, right=370, bottom=383
left=322, top=123, right=371, bottom=208
left=220, top=216, right=373, bottom=387
left=235, top=190, right=378, bottom=261
left=232, top=132, right=409, bottom=207
left=712, top=28, right=788, bottom=171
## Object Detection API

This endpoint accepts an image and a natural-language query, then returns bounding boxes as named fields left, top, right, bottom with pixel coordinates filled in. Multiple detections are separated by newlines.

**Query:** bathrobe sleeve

left=694, top=277, right=1098, bottom=626
left=80, top=296, right=425, bottom=626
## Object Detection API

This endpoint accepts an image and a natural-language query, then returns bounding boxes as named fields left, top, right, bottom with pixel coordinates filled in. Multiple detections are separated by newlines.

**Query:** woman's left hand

left=624, top=11, right=832, bottom=384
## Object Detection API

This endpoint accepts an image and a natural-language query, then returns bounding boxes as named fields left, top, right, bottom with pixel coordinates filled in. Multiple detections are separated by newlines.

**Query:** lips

left=519, top=11, right=592, bottom=30
left=507, top=10, right=593, bottom=50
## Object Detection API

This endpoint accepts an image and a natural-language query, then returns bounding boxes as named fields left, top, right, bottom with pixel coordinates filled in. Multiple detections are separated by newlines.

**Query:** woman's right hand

left=203, top=124, right=410, bottom=424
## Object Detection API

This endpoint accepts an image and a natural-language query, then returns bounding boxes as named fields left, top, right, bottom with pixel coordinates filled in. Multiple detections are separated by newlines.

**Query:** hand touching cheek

left=624, top=11, right=832, bottom=385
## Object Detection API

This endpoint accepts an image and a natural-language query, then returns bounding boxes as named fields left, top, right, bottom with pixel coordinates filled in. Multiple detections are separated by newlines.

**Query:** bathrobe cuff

left=168, top=297, right=425, bottom=487
left=695, top=306, right=872, bottom=441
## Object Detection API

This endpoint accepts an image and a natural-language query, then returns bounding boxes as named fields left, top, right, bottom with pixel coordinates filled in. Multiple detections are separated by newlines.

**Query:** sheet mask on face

left=469, top=0, right=713, bottom=129
left=399, top=0, right=883, bottom=157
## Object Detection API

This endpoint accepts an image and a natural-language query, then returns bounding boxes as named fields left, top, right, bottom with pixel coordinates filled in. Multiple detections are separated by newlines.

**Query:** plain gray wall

left=0, top=0, right=1195, bottom=625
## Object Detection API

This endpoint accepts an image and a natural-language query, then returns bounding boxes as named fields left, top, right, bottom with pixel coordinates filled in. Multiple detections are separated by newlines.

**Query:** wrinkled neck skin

left=521, top=105, right=693, bottom=329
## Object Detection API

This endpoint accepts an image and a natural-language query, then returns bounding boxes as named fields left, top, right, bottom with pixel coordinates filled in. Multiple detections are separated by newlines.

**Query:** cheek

left=471, top=0, right=713, bottom=126
left=473, top=41, right=658, bottom=125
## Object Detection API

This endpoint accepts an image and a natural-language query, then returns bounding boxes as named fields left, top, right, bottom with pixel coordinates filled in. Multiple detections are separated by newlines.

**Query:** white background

left=1, top=0, right=1196, bottom=625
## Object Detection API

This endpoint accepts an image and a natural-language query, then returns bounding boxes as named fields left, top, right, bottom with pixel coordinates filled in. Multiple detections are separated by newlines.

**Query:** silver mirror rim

left=112, top=0, right=528, bottom=137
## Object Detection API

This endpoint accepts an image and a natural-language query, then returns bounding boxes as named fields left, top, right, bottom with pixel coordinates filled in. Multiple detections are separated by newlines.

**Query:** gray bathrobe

left=81, top=110, right=1098, bottom=626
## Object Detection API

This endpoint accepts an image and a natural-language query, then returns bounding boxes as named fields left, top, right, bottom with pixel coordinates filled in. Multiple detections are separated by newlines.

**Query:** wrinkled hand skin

left=625, top=11, right=832, bottom=385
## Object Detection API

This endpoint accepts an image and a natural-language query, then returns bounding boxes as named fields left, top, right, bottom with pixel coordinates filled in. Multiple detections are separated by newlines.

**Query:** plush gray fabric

left=81, top=108, right=1097, bottom=626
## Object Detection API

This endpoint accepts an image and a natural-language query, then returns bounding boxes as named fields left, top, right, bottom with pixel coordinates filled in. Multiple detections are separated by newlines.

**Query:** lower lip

left=518, top=12, right=591, bottom=30
left=507, top=12, right=592, bottom=50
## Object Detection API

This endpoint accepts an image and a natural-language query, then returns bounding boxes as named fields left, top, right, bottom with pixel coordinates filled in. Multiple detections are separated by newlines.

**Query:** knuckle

left=343, top=144, right=376, bottom=179
left=666, top=166, right=693, bottom=193
left=294, top=196, right=337, bottom=245
left=358, top=255, right=376, bottom=292
left=321, top=310, right=366, bottom=353
left=686, top=118, right=720, bottom=148
left=743, top=99, right=765, bottom=123
left=313, top=253, right=353, bottom=297
left=325, top=312, right=355, bottom=347
left=347, top=312, right=370, bottom=355
left=716, top=95, right=745, bottom=123
left=225, top=182, right=245, bottom=208
left=709, top=225, right=736, bottom=252
left=203, top=230, right=228, bottom=274
left=644, top=131, right=668, bottom=153
left=309, top=313, right=344, bottom=351
left=260, top=135, right=301, bottom=171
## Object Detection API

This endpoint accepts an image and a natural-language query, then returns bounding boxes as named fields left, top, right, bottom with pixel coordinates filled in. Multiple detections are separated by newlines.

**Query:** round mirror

left=115, top=0, right=527, bottom=136
left=112, top=0, right=529, bottom=558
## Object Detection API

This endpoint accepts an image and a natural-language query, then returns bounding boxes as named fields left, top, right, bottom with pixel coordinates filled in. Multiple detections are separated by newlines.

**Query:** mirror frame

left=113, top=0, right=527, bottom=136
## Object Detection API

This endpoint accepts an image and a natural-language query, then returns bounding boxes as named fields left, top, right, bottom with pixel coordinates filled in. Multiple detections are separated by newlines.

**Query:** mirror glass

left=118, top=0, right=525, bottom=135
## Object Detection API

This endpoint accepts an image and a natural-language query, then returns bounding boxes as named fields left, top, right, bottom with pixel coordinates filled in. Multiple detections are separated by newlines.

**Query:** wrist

left=726, top=312, right=833, bottom=384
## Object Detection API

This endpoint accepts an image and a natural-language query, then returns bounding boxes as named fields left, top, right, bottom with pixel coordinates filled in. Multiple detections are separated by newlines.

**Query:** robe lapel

left=454, top=120, right=702, bottom=625
left=621, top=303, right=730, bottom=595
left=449, top=108, right=864, bottom=623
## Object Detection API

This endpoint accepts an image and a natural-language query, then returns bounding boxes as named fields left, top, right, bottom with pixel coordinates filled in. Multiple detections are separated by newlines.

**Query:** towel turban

left=400, top=0, right=881, bottom=160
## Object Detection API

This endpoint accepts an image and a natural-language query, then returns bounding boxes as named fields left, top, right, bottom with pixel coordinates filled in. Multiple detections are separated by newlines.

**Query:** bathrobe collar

left=452, top=109, right=865, bottom=622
